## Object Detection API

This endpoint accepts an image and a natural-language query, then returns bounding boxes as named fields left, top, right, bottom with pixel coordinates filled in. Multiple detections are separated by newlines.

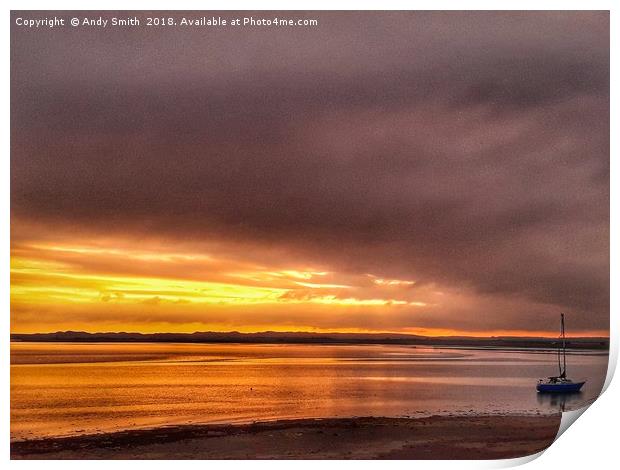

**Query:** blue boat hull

left=536, top=381, right=585, bottom=393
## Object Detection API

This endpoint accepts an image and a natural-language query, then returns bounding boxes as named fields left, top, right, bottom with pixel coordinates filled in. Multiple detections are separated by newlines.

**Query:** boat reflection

left=536, top=391, right=584, bottom=412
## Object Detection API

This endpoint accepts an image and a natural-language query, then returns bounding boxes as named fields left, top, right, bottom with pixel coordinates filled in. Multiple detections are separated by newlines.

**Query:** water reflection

left=10, top=342, right=608, bottom=440
left=536, top=391, right=584, bottom=412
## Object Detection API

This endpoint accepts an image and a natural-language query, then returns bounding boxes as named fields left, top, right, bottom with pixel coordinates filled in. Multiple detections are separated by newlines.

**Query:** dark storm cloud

left=11, top=11, right=609, bottom=330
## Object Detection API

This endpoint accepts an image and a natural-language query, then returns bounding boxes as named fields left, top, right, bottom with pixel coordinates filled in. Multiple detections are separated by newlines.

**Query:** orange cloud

left=10, top=229, right=607, bottom=337
left=11, top=237, right=431, bottom=333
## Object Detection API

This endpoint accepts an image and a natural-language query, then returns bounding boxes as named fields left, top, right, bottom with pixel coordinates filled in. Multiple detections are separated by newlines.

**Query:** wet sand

left=11, top=414, right=561, bottom=460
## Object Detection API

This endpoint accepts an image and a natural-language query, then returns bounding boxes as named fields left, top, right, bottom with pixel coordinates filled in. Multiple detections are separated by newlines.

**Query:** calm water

left=11, top=342, right=608, bottom=441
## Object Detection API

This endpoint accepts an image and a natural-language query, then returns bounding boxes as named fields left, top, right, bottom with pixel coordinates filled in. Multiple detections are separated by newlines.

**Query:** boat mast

left=557, top=316, right=562, bottom=376
left=561, top=313, right=566, bottom=378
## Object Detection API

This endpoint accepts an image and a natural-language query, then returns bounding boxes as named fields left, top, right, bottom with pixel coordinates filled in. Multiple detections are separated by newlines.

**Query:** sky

left=10, top=11, right=609, bottom=336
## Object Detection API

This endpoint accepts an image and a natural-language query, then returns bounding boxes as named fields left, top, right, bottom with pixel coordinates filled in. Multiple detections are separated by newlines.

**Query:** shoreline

left=10, top=334, right=610, bottom=351
left=11, top=414, right=561, bottom=460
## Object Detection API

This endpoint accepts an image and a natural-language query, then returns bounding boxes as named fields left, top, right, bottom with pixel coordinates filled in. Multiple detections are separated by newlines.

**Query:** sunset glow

left=11, top=235, right=437, bottom=333
left=8, top=11, right=611, bottom=462
left=10, top=11, right=609, bottom=338
left=9, top=231, right=606, bottom=336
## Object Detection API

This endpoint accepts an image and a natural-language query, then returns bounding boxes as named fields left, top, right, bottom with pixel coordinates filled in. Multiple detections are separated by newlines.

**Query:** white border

left=3, top=1, right=616, bottom=468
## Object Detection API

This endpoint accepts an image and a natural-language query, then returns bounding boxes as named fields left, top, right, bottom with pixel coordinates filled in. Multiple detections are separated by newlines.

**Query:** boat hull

left=536, top=381, right=585, bottom=393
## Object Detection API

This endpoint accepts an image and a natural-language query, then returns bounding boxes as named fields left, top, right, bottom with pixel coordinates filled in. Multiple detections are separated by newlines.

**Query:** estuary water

left=10, top=342, right=608, bottom=441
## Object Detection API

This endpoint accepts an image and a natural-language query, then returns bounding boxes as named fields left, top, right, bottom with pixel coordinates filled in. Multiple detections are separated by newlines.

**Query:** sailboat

left=536, top=313, right=585, bottom=393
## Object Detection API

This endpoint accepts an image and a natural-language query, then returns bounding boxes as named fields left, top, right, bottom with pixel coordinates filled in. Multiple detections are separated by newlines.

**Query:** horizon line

left=10, top=329, right=610, bottom=340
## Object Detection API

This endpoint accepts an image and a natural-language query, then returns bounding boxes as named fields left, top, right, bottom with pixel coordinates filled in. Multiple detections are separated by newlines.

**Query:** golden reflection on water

left=11, top=342, right=608, bottom=440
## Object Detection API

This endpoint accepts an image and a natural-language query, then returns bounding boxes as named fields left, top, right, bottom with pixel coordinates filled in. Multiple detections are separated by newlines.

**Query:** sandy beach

left=11, top=414, right=561, bottom=460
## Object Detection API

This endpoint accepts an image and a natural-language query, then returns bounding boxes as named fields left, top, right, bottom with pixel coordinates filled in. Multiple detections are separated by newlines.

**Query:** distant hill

left=10, top=330, right=609, bottom=350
